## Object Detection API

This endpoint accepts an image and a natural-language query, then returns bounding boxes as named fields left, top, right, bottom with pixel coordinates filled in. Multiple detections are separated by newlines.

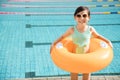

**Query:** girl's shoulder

left=89, top=26, right=94, bottom=31
left=89, top=26, right=96, bottom=33
left=67, top=26, right=74, bottom=34
left=66, top=27, right=74, bottom=33
left=89, top=25, right=93, bottom=28
left=69, top=26, right=74, bottom=31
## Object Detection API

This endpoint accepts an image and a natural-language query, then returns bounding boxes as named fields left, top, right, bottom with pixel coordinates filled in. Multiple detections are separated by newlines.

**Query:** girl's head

left=74, top=6, right=90, bottom=17
left=74, top=6, right=90, bottom=25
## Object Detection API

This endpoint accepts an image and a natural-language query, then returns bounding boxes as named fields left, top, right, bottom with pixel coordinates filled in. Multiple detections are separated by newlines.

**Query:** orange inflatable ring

left=51, top=37, right=113, bottom=73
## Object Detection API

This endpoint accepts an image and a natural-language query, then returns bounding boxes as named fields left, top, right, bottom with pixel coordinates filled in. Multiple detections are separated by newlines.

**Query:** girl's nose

left=81, top=16, right=85, bottom=20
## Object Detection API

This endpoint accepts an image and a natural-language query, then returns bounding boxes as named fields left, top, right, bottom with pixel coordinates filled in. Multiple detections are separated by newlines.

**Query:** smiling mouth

left=79, top=21, right=86, bottom=24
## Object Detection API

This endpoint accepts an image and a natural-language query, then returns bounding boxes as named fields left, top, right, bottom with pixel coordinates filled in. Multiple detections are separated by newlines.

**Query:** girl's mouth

left=79, top=21, right=86, bottom=24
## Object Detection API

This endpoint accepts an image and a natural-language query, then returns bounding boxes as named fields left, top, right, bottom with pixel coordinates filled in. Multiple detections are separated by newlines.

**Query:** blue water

left=0, top=0, right=120, bottom=79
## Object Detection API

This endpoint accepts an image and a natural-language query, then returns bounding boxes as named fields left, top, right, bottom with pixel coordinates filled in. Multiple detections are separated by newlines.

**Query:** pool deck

left=10, top=75, right=120, bottom=80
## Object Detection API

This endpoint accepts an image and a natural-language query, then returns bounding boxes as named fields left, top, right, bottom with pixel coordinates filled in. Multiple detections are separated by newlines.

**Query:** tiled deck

left=10, top=75, right=120, bottom=80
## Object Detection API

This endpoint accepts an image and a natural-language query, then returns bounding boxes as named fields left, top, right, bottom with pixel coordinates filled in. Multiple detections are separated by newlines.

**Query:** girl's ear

left=87, top=16, right=90, bottom=22
left=88, top=16, right=90, bottom=20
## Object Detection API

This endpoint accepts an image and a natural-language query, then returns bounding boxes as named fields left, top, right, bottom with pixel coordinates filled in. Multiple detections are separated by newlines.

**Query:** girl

left=50, top=6, right=112, bottom=80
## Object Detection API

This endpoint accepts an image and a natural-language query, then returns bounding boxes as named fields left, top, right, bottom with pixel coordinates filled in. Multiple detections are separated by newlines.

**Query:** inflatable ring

left=51, top=37, right=113, bottom=73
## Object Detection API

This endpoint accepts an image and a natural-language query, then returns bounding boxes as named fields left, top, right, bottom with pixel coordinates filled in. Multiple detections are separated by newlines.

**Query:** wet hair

left=74, top=6, right=90, bottom=16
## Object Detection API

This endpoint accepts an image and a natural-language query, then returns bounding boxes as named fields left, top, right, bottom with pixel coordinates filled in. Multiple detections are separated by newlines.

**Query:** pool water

left=0, top=0, right=120, bottom=79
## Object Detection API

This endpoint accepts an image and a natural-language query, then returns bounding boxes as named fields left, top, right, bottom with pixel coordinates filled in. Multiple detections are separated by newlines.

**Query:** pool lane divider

left=92, top=11, right=120, bottom=14
left=88, top=0, right=120, bottom=2
left=8, top=0, right=120, bottom=2
left=2, top=4, right=120, bottom=8
left=0, top=11, right=120, bottom=15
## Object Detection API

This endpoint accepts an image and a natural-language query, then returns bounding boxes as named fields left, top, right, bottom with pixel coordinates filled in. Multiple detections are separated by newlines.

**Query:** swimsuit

left=72, top=26, right=92, bottom=53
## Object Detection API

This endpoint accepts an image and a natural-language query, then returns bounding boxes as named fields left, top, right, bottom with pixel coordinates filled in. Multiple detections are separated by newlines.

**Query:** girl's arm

left=91, top=27, right=113, bottom=48
left=52, top=27, right=74, bottom=45
left=50, top=27, right=74, bottom=53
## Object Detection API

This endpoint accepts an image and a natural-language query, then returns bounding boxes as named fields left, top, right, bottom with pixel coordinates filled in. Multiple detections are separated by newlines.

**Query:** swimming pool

left=0, top=0, right=120, bottom=79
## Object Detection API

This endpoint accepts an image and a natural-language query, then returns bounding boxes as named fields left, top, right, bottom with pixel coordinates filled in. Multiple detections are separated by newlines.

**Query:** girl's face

left=74, top=10, right=90, bottom=26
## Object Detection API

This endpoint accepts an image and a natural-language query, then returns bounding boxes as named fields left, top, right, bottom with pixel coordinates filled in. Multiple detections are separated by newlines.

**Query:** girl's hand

left=108, top=41, right=113, bottom=48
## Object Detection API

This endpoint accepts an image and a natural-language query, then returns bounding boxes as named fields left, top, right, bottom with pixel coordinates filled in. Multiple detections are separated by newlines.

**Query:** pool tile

left=25, top=41, right=33, bottom=48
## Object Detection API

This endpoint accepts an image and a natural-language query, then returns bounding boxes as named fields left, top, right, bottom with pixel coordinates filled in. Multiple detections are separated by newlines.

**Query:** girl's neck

left=76, top=25, right=88, bottom=33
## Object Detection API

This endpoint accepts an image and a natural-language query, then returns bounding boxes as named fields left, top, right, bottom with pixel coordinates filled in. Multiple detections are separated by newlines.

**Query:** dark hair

left=74, top=6, right=90, bottom=16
